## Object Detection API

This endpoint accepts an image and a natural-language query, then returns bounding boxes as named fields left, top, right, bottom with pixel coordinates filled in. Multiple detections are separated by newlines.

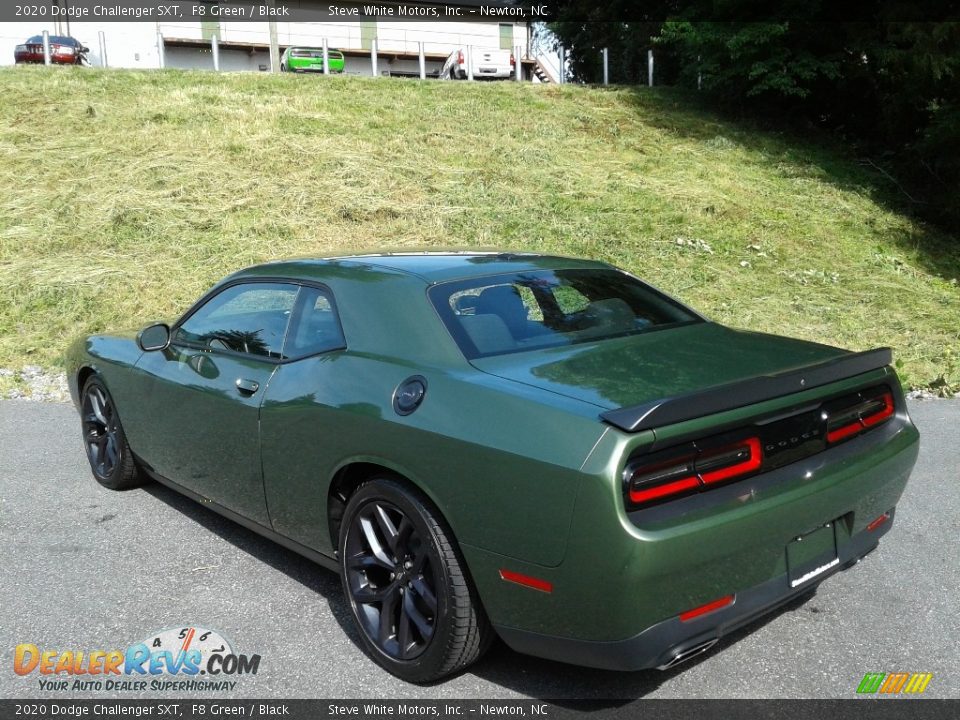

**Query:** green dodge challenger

left=280, top=46, right=345, bottom=73
left=66, top=251, right=919, bottom=682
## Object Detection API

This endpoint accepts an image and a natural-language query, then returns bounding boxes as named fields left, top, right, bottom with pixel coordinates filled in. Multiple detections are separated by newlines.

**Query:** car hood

left=469, top=322, right=849, bottom=411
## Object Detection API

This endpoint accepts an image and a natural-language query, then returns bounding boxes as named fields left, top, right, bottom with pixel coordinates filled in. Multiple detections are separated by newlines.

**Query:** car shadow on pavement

left=141, top=481, right=363, bottom=646
left=142, top=480, right=816, bottom=700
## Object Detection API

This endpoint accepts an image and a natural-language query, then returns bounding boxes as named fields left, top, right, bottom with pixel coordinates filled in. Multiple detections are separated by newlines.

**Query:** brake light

left=698, top=437, right=762, bottom=485
left=457, top=50, right=464, bottom=65
left=826, top=391, right=895, bottom=444
left=626, top=436, right=762, bottom=507
left=623, top=383, right=895, bottom=511
left=510, top=53, right=515, bottom=66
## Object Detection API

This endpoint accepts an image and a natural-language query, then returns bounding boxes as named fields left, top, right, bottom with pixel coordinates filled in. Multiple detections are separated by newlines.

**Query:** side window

left=285, top=285, right=345, bottom=358
left=174, top=283, right=298, bottom=359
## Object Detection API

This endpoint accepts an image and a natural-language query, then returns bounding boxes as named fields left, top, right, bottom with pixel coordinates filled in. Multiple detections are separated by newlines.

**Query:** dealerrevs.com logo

left=14, top=626, right=261, bottom=692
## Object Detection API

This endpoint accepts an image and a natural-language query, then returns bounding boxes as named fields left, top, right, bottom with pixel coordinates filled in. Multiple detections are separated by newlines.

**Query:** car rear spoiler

left=600, top=347, right=893, bottom=433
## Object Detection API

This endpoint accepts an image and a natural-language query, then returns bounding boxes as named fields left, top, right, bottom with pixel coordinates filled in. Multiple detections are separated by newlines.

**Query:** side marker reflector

left=499, top=569, right=553, bottom=593
left=679, top=594, right=735, bottom=622
left=867, top=512, right=891, bottom=532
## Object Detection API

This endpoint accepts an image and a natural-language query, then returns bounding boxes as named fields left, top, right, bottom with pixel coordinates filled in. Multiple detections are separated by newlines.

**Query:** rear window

left=27, top=36, right=77, bottom=46
left=429, top=269, right=701, bottom=359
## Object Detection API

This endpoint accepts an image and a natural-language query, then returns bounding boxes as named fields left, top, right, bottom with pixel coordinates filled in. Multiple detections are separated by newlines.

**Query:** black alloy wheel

left=80, top=376, right=142, bottom=490
left=345, top=499, right=438, bottom=660
left=339, top=478, right=491, bottom=682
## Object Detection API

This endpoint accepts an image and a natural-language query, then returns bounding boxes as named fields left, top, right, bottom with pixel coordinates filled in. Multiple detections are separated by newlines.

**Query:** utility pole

left=267, top=1, right=280, bottom=74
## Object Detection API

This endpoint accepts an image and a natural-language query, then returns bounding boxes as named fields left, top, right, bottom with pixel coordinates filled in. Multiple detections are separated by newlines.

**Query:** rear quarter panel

left=260, top=355, right=606, bottom=567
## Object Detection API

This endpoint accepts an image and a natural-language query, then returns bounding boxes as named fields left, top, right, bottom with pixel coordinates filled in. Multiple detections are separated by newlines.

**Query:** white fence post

left=418, top=41, right=425, bottom=79
left=211, top=35, right=219, bottom=71
left=98, top=30, right=108, bottom=68
left=157, top=31, right=165, bottom=69
left=602, top=47, right=608, bottom=85
left=559, top=45, right=565, bottom=84
left=514, top=45, right=521, bottom=81
left=466, top=45, right=474, bottom=80
left=42, top=30, right=51, bottom=66
left=322, top=38, right=329, bottom=75
left=267, top=18, right=279, bottom=73
left=371, top=38, right=378, bottom=76
left=648, top=49, right=654, bottom=87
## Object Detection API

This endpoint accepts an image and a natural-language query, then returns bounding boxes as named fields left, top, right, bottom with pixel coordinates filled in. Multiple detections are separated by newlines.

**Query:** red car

left=15, top=35, right=88, bottom=65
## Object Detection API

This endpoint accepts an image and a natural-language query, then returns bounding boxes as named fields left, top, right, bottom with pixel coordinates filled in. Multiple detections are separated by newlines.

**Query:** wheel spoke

left=359, top=516, right=394, bottom=568
left=378, top=586, right=400, bottom=644
left=90, top=390, right=108, bottom=426
left=348, top=553, right=393, bottom=572
left=373, top=504, right=400, bottom=554
left=397, top=602, right=412, bottom=659
left=411, top=576, right=437, bottom=613
left=88, top=438, right=100, bottom=464
left=395, top=517, right=414, bottom=556
left=105, top=435, right=118, bottom=468
left=353, top=582, right=393, bottom=604
left=403, top=589, right=434, bottom=640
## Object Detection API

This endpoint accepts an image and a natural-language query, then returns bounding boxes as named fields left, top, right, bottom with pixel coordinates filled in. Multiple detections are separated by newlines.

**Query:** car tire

left=280, top=63, right=287, bottom=72
left=80, top=375, right=144, bottom=490
left=339, top=477, right=491, bottom=682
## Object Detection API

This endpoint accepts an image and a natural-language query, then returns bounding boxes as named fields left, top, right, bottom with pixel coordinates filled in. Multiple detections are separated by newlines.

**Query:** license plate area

left=786, top=522, right=839, bottom=588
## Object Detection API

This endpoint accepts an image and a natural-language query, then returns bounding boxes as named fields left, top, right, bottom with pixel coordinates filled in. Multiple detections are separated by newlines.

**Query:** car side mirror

left=82, top=46, right=90, bottom=53
left=137, top=322, right=171, bottom=352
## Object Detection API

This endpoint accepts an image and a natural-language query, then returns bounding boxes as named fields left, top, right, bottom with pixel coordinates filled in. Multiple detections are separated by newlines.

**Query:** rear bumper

left=464, top=406, right=918, bottom=670
left=15, top=51, right=77, bottom=64
left=495, top=514, right=891, bottom=671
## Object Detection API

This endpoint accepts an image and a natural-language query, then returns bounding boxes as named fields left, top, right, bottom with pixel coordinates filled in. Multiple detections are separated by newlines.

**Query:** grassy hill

left=1, top=66, right=958, bottom=395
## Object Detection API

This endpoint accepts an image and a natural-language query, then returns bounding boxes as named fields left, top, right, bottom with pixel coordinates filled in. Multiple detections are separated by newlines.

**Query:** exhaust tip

left=657, top=638, right=719, bottom=670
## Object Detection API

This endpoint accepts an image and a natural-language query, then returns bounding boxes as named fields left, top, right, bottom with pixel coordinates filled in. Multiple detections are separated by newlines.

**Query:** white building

left=0, top=2, right=558, bottom=80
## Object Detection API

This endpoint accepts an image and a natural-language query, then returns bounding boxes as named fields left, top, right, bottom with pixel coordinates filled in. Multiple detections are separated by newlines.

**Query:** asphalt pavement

left=0, top=399, right=957, bottom=700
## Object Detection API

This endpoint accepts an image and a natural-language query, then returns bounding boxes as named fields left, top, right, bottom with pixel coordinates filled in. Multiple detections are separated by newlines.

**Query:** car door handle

left=235, top=378, right=260, bottom=395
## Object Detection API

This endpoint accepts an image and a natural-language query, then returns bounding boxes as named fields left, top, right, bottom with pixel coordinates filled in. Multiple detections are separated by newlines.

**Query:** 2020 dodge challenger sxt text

left=66, top=252, right=919, bottom=682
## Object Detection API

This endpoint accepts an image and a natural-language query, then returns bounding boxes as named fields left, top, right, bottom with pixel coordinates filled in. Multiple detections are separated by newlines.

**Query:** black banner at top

left=4, top=0, right=960, bottom=23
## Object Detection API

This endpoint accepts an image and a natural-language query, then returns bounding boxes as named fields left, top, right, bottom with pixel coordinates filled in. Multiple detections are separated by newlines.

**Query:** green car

left=280, top=46, right=345, bottom=73
left=66, top=252, right=919, bottom=682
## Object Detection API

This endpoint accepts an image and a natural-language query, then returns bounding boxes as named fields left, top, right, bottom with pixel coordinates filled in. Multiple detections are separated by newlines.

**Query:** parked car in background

left=15, top=35, right=89, bottom=65
left=441, top=47, right=514, bottom=80
left=280, top=47, right=345, bottom=73
left=66, top=251, right=919, bottom=682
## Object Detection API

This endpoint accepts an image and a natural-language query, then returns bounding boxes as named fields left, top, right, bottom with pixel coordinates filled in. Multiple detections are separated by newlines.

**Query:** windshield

left=429, top=269, right=702, bottom=359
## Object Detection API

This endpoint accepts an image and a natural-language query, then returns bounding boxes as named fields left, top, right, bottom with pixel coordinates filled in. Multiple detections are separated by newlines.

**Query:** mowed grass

left=1, top=66, right=958, bottom=394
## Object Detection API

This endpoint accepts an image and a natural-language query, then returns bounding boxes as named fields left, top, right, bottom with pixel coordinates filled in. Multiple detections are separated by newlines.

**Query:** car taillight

left=510, top=53, right=515, bottom=66
left=697, top=437, right=762, bottom=484
left=826, top=391, right=895, bottom=444
left=457, top=50, right=464, bottom=65
left=623, top=383, right=896, bottom=510
left=626, top=435, right=763, bottom=507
